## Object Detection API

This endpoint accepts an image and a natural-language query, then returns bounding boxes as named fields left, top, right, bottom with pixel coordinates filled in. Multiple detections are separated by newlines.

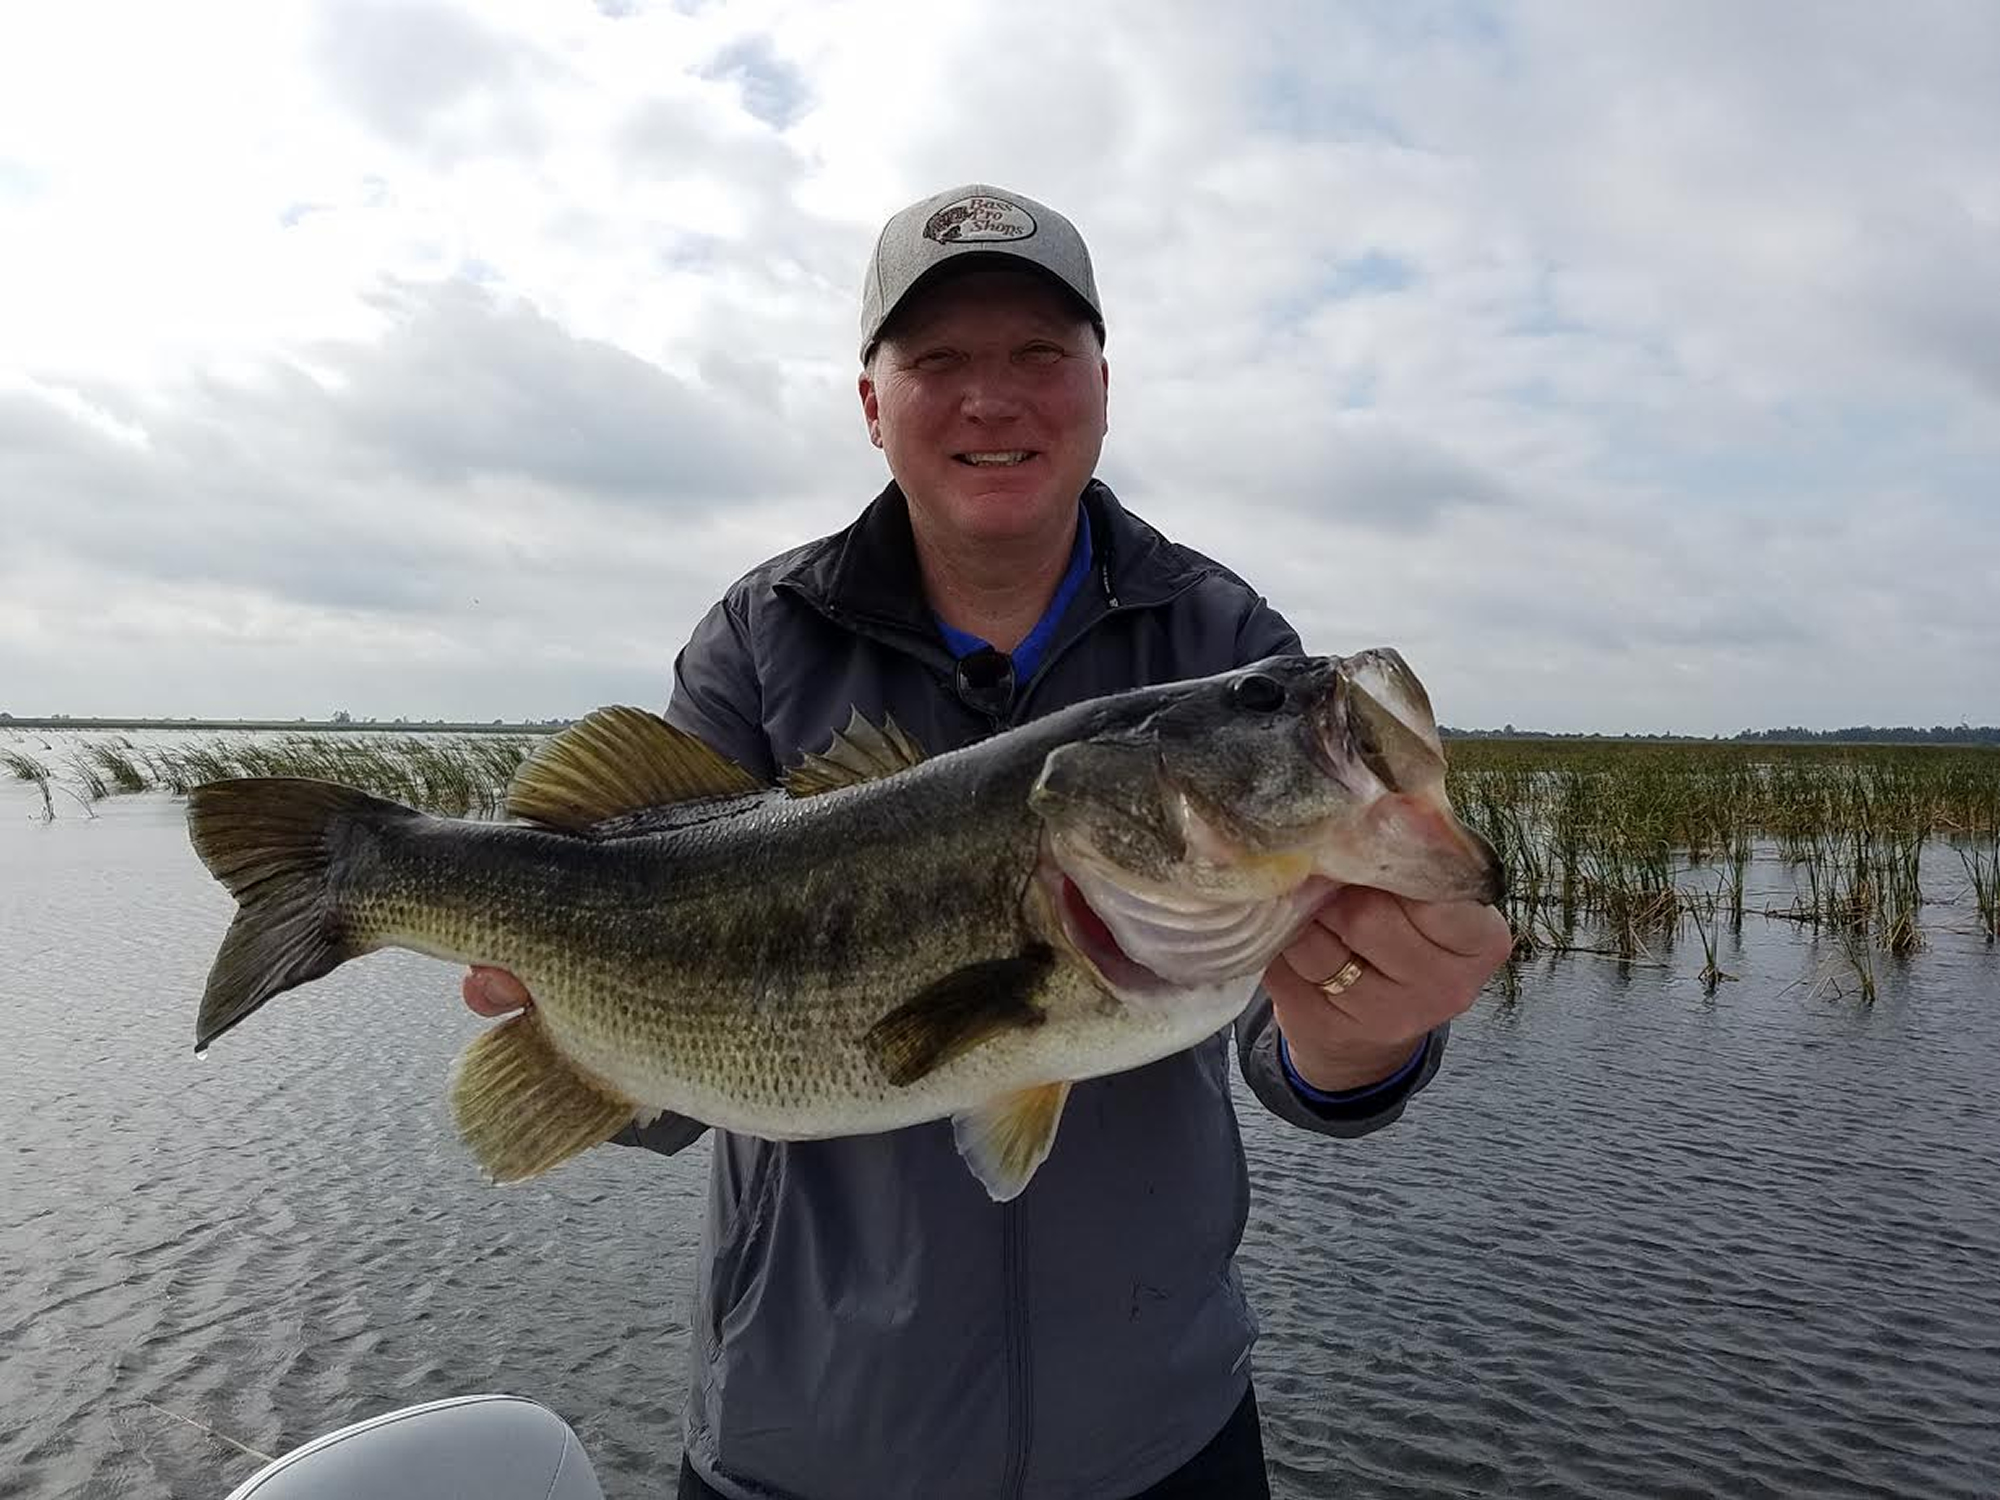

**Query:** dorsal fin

left=783, top=709, right=927, bottom=797
left=507, top=706, right=762, bottom=832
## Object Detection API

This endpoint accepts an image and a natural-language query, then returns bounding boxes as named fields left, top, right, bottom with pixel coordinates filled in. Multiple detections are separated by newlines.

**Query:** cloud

left=7, top=276, right=809, bottom=546
left=323, top=279, right=806, bottom=500
left=310, top=0, right=552, bottom=158
left=0, top=274, right=844, bottom=718
left=697, top=35, right=810, bottom=130
left=0, top=0, right=1994, bottom=729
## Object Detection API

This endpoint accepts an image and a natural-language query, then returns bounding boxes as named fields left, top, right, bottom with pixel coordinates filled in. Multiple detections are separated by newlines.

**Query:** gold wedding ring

left=1315, top=958, right=1366, bottom=997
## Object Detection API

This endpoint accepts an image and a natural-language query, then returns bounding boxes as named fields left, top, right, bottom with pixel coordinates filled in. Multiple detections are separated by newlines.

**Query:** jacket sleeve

left=610, top=590, right=773, bottom=1157
left=1225, top=589, right=1454, bottom=1137
left=660, top=591, right=778, bottom=780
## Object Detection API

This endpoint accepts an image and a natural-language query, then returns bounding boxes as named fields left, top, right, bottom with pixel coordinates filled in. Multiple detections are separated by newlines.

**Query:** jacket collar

left=774, top=477, right=1200, bottom=634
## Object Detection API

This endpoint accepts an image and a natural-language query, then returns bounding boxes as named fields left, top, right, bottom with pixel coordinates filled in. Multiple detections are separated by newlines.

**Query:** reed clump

left=1448, top=739, right=2000, bottom=989
left=14, top=732, right=544, bottom=819
left=3, top=750, right=57, bottom=821
left=1960, top=833, right=2000, bottom=942
left=14, top=728, right=1998, bottom=991
left=87, top=742, right=150, bottom=796
left=1686, top=886, right=1735, bottom=996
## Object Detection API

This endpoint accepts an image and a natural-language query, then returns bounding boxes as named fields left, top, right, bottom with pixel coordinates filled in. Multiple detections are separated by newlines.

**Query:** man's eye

left=1019, top=344, right=1064, bottom=363
left=914, top=349, right=959, bottom=370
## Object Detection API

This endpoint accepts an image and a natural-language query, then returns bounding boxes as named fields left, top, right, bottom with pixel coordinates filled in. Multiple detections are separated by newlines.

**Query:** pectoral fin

left=861, top=946, right=1055, bottom=1086
left=451, top=1014, right=637, bottom=1183
left=952, top=1082, right=1073, bottom=1202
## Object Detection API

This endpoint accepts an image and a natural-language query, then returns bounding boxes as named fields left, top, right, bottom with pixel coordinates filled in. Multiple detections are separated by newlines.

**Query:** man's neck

left=914, top=507, right=1080, bottom=656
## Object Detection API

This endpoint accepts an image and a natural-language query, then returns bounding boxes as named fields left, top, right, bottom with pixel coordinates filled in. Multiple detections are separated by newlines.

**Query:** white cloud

left=0, top=0, right=1994, bottom=731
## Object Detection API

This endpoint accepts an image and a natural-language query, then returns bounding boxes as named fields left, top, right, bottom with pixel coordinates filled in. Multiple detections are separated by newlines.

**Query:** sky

left=2, top=1, right=1995, bottom=735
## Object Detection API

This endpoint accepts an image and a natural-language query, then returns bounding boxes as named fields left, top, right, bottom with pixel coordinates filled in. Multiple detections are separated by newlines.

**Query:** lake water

left=3, top=779, right=1996, bottom=1499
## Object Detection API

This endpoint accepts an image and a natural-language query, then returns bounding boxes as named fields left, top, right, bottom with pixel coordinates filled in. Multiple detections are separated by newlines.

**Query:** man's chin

left=918, top=473, right=1083, bottom=537
left=953, top=493, right=1072, bottom=542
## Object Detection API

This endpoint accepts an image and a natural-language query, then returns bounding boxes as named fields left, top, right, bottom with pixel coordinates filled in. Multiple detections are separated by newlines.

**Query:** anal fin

left=450, top=1014, right=637, bottom=1183
left=953, top=1082, right=1073, bottom=1202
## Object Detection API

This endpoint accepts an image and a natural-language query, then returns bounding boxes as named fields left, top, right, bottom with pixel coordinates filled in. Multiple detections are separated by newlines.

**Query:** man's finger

left=1275, top=916, right=1358, bottom=994
left=463, top=965, right=532, bottom=1017
left=1321, top=889, right=1429, bottom=985
left=1401, top=899, right=1513, bottom=959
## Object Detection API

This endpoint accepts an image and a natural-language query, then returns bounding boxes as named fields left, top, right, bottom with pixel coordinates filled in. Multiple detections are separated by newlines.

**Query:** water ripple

left=3, top=806, right=1997, bottom=1497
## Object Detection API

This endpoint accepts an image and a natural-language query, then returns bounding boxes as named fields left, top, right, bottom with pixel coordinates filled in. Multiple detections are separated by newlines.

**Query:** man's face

left=859, top=269, right=1109, bottom=548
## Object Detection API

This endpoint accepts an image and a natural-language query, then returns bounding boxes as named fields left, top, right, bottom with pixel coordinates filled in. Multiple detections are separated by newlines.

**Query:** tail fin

left=186, top=777, right=416, bottom=1051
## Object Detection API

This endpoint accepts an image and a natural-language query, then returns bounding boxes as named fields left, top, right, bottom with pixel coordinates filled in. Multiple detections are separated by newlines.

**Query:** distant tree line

left=1442, top=724, right=2000, bottom=744
left=1442, top=725, right=1714, bottom=742
left=1729, top=725, right=2000, bottom=745
left=5, top=707, right=1991, bottom=744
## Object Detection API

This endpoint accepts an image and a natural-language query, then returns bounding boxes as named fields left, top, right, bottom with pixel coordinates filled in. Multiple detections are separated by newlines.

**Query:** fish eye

left=1230, top=673, right=1286, bottom=714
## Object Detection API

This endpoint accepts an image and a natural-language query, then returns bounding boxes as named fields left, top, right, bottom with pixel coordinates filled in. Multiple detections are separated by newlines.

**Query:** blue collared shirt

left=934, top=505, right=1094, bottom=683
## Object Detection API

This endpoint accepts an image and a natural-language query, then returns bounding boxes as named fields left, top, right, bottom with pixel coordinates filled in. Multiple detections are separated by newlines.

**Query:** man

left=465, top=184, right=1511, bottom=1500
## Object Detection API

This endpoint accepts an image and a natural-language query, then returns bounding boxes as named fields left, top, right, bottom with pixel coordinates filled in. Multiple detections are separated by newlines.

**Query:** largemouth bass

left=186, top=650, right=1502, bottom=1201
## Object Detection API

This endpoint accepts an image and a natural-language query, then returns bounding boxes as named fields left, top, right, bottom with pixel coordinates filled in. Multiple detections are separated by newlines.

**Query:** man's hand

left=463, top=965, right=533, bottom=1018
left=1264, top=888, right=1512, bottom=1094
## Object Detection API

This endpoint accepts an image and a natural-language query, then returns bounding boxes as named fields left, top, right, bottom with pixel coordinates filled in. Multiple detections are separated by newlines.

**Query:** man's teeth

left=958, top=451, right=1032, bottom=466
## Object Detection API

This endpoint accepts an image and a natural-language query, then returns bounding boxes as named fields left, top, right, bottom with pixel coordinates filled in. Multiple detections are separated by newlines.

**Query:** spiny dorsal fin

left=861, top=946, right=1054, bottom=1087
left=783, top=709, right=926, bottom=797
left=507, top=706, right=762, bottom=832
left=952, top=1082, right=1073, bottom=1202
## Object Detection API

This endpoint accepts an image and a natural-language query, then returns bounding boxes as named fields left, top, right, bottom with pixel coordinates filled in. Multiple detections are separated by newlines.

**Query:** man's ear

left=859, top=370, right=882, bottom=449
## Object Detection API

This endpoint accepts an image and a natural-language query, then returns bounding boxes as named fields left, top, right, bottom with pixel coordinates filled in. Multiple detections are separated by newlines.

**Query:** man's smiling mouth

left=955, top=450, right=1036, bottom=466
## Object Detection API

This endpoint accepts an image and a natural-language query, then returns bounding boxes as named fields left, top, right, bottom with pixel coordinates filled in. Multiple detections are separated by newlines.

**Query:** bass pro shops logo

left=923, top=195, right=1037, bottom=244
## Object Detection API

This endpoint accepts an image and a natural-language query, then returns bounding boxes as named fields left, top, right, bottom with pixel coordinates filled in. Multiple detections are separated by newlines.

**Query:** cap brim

left=864, top=254, right=1104, bottom=360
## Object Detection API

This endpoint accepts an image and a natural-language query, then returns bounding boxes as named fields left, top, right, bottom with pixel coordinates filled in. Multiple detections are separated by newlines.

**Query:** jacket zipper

left=1006, top=577, right=1203, bottom=727
left=992, top=578, right=1201, bottom=1499
left=999, top=1197, right=1032, bottom=1499
left=797, top=565, right=1203, bottom=1498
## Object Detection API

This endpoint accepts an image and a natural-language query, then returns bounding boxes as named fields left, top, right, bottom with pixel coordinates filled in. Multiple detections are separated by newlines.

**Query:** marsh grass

left=12, top=727, right=1997, bottom=991
left=1960, top=834, right=2000, bottom=942
left=88, top=743, right=150, bottom=795
left=1449, top=739, right=2000, bottom=989
left=1687, top=885, right=1735, bottom=995
left=3, top=750, right=57, bottom=821
left=15, top=732, right=543, bottom=819
left=66, top=753, right=108, bottom=807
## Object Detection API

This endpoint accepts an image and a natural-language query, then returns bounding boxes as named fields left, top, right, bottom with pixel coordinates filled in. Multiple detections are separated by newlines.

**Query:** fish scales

left=339, top=754, right=1057, bottom=1132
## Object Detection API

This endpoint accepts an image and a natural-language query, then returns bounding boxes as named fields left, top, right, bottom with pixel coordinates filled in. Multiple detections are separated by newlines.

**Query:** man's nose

left=960, top=373, right=1027, bottom=423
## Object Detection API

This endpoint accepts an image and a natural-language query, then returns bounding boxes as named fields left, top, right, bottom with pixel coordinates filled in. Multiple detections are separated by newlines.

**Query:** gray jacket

left=627, top=480, right=1448, bottom=1500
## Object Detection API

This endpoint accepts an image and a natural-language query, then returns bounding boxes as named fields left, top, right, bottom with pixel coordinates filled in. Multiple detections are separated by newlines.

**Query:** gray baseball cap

left=858, top=183, right=1103, bottom=362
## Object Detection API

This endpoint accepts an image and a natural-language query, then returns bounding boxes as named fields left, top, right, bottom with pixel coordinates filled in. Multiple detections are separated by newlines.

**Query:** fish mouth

left=1032, top=833, right=1327, bottom=1000
left=1311, top=654, right=1508, bottom=905
left=1057, top=872, right=1171, bottom=995
left=1030, top=852, right=1172, bottom=997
